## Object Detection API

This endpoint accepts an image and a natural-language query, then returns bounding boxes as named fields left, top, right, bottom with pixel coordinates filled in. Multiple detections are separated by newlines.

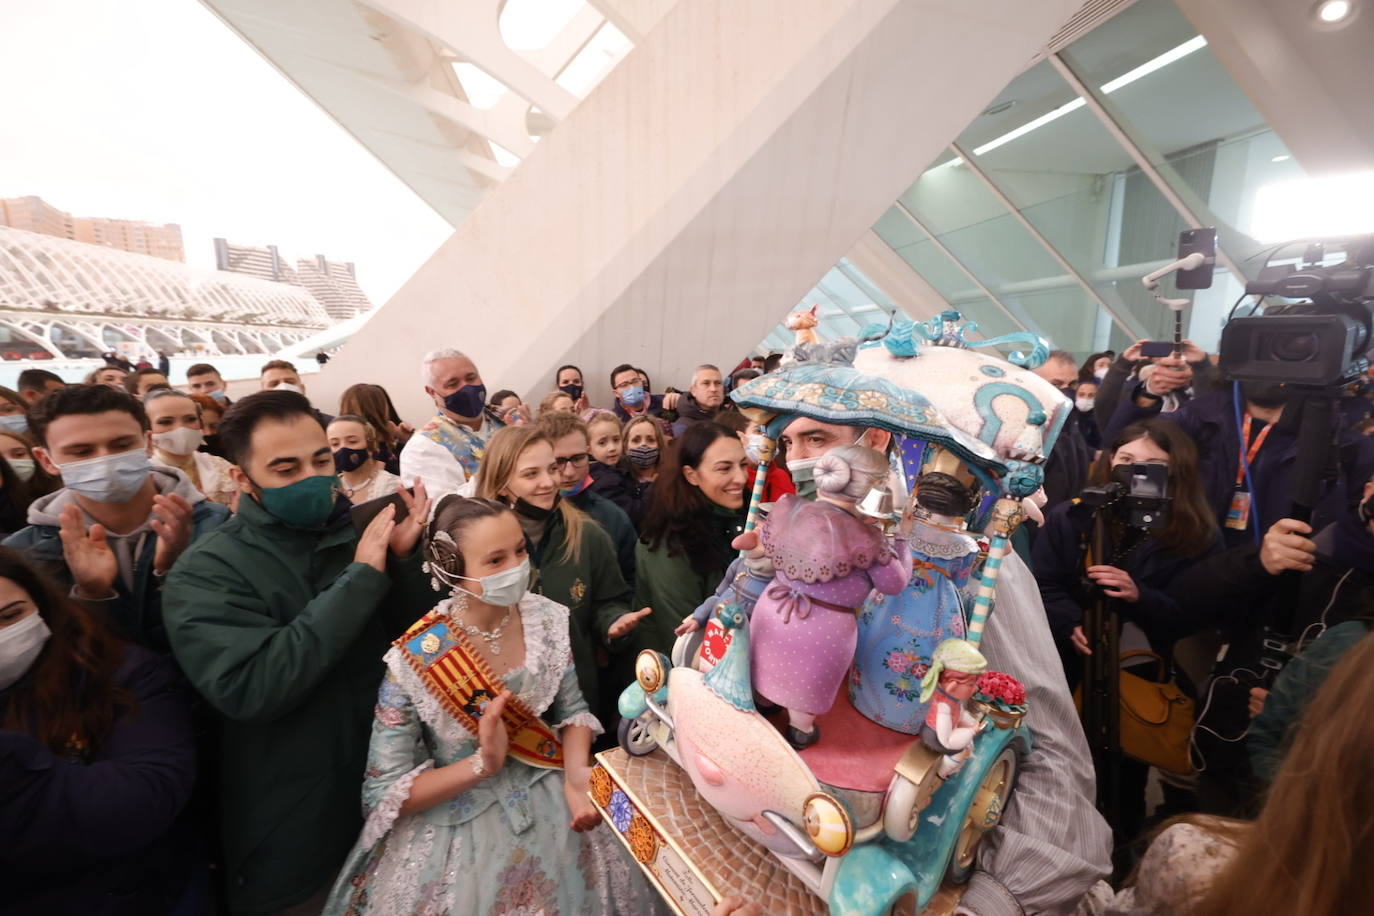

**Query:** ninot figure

left=747, top=444, right=911, bottom=748
left=919, top=638, right=988, bottom=778
left=849, top=470, right=980, bottom=734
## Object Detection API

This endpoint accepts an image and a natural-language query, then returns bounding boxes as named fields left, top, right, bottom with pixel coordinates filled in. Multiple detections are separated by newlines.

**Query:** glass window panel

left=953, top=56, right=1196, bottom=343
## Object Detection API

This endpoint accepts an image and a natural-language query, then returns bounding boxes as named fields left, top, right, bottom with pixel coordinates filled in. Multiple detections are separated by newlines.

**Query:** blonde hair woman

left=473, top=426, right=649, bottom=714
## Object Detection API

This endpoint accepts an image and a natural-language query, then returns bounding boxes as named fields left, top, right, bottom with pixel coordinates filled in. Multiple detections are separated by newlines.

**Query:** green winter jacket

left=1249, top=619, right=1372, bottom=784
left=161, top=495, right=432, bottom=915
left=528, top=509, right=631, bottom=713
left=631, top=504, right=741, bottom=657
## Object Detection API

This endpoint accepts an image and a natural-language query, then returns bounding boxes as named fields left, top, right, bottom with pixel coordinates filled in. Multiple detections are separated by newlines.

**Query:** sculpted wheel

left=947, top=746, right=1018, bottom=884
left=617, top=715, right=658, bottom=757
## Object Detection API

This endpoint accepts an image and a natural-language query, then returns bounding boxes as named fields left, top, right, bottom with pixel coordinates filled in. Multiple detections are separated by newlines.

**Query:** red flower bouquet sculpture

left=973, top=670, right=1027, bottom=728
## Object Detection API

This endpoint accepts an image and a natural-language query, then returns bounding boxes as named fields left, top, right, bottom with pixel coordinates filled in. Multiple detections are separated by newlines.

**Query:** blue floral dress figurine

left=849, top=473, right=980, bottom=734
left=321, top=594, right=657, bottom=916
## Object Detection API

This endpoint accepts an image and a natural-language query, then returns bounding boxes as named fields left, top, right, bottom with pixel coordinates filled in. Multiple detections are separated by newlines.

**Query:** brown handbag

left=1075, top=650, right=1195, bottom=775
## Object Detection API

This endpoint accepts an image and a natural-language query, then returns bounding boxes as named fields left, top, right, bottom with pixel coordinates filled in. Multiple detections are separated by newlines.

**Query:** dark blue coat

left=1103, top=386, right=1374, bottom=548
left=1031, top=499, right=1223, bottom=674
left=1, top=645, right=196, bottom=915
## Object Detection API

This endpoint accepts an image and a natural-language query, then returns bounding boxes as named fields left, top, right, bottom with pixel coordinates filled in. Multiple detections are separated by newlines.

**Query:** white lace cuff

left=360, top=759, right=434, bottom=848
left=557, top=711, right=604, bottom=738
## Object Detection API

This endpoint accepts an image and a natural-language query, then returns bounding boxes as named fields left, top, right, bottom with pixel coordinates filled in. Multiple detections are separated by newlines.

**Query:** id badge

left=1225, top=489, right=1251, bottom=530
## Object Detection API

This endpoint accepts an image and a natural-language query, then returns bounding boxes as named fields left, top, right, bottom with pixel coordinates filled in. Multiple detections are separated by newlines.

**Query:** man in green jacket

left=162, top=391, right=433, bottom=916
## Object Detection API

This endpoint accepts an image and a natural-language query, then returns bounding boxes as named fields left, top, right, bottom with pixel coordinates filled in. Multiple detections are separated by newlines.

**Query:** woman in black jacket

left=0, top=548, right=196, bottom=915
left=1031, top=417, right=1222, bottom=850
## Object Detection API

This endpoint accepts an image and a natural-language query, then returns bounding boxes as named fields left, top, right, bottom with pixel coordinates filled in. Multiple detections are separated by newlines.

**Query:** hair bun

left=814, top=452, right=853, bottom=494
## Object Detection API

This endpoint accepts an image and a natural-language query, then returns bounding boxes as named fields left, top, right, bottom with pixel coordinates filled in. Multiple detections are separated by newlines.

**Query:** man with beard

left=1104, top=376, right=1374, bottom=548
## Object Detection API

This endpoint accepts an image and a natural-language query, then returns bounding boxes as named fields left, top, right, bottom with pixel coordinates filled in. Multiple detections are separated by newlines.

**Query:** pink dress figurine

left=749, top=445, right=911, bottom=748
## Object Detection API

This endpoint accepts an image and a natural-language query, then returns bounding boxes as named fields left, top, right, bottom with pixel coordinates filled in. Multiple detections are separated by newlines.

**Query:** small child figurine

left=749, top=445, right=911, bottom=749
left=919, top=638, right=988, bottom=778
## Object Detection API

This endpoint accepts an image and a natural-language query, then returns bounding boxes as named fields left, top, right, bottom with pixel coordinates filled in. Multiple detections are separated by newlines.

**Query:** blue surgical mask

left=208, top=389, right=228, bottom=403
left=56, top=448, right=152, bottom=503
left=0, top=414, right=28, bottom=435
left=441, top=384, right=487, bottom=419
left=620, top=385, right=646, bottom=408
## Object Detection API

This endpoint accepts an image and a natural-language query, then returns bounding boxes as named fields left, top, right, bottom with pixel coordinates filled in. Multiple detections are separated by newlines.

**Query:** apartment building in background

left=0, top=195, right=185, bottom=261
left=214, top=239, right=371, bottom=321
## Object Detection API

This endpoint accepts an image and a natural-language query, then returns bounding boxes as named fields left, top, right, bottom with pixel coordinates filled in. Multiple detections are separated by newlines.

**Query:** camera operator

left=1103, top=372, right=1374, bottom=549
left=1032, top=418, right=1222, bottom=847
left=1169, top=471, right=1374, bottom=811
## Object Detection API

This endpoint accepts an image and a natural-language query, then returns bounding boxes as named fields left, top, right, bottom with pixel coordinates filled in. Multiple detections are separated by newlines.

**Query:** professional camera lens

left=1260, top=330, right=1320, bottom=362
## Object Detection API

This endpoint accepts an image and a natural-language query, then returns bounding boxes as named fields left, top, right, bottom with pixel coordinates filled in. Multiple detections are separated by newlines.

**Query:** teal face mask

left=257, top=474, right=339, bottom=528
left=789, top=456, right=821, bottom=500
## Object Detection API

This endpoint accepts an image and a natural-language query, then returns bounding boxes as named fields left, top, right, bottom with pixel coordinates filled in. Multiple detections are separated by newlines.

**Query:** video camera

left=1218, top=235, right=1374, bottom=386
left=1078, top=463, right=1171, bottom=530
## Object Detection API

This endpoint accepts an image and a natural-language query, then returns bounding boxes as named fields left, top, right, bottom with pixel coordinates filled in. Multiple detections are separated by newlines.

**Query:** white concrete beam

left=317, top=0, right=1082, bottom=420
left=359, top=0, right=580, bottom=118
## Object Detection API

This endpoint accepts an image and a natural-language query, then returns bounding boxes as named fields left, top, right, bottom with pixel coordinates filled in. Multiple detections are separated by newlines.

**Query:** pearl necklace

left=451, top=594, right=511, bottom=655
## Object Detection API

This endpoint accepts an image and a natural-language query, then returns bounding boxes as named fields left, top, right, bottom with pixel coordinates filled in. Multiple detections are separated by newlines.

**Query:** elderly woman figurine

left=919, top=638, right=988, bottom=778
left=747, top=445, right=911, bottom=748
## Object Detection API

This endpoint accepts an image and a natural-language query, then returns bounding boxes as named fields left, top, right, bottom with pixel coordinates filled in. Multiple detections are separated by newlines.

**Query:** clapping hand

left=151, top=493, right=195, bottom=574
left=58, top=504, right=118, bottom=599
left=477, top=690, right=511, bottom=777
left=388, top=480, right=431, bottom=557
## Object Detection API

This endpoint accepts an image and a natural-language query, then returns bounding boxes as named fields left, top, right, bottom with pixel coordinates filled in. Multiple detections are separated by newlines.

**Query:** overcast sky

left=0, top=0, right=454, bottom=304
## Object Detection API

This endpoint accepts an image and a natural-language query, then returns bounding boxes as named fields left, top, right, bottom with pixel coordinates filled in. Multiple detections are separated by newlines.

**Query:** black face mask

left=333, top=447, right=369, bottom=474
left=1241, top=380, right=1288, bottom=409
left=513, top=493, right=560, bottom=521
left=559, top=383, right=584, bottom=402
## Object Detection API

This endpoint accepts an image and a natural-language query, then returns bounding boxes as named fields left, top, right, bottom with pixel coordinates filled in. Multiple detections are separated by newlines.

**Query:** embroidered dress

left=848, top=519, right=979, bottom=733
left=322, top=594, right=657, bottom=916
left=418, top=412, right=489, bottom=477
left=748, top=495, right=911, bottom=715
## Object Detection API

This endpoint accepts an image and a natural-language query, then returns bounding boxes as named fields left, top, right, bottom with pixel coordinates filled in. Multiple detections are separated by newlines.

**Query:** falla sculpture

left=602, top=310, right=1066, bottom=914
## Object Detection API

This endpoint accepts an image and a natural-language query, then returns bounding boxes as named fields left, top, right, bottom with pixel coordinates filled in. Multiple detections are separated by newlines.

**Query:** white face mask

left=152, top=427, right=205, bottom=456
left=0, top=613, right=51, bottom=691
left=438, top=557, right=531, bottom=607
left=1075, top=397, right=1095, bottom=413
left=7, top=457, right=36, bottom=482
left=274, top=382, right=304, bottom=395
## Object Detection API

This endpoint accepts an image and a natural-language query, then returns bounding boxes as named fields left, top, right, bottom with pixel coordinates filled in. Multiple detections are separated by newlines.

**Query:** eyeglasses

left=553, top=453, right=590, bottom=469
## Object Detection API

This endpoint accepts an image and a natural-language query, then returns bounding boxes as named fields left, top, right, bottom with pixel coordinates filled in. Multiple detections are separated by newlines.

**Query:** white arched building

left=0, top=225, right=331, bottom=363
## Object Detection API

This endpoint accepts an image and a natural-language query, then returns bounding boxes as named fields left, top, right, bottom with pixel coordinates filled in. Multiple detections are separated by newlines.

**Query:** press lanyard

left=1234, top=413, right=1272, bottom=488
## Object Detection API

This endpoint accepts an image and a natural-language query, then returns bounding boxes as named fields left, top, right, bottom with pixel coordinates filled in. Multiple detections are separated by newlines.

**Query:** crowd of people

left=2, top=338, right=1372, bottom=916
